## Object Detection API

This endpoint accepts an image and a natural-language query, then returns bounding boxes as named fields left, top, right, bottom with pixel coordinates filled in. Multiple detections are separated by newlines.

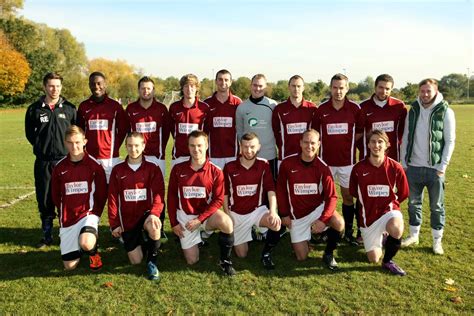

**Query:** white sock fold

left=432, top=228, right=444, bottom=240
left=409, top=225, right=421, bottom=237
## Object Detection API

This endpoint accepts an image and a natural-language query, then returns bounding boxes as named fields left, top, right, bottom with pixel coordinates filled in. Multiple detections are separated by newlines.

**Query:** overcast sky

left=20, top=0, right=473, bottom=87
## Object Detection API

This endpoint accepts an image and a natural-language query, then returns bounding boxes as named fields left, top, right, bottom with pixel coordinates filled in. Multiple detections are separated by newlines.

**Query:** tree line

left=1, top=0, right=473, bottom=106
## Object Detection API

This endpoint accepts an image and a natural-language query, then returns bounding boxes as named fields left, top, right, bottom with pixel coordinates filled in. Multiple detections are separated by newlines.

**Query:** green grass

left=1, top=106, right=473, bottom=313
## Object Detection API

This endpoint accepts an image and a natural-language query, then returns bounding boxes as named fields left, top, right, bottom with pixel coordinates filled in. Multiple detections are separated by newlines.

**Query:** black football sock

left=218, top=232, right=234, bottom=262
left=354, top=201, right=361, bottom=236
left=160, top=205, right=166, bottom=233
left=262, top=228, right=281, bottom=255
left=383, top=236, right=401, bottom=263
left=87, top=243, right=98, bottom=256
left=325, top=228, right=342, bottom=255
left=41, top=216, right=54, bottom=242
left=342, top=204, right=355, bottom=236
left=146, top=238, right=161, bottom=264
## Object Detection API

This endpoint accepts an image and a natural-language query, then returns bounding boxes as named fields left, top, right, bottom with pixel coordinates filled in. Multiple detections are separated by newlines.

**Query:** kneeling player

left=277, top=129, right=344, bottom=270
left=349, top=130, right=409, bottom=276
left=168, top=130, right=235, bottom=276
left=108, top=132, right=165, bottom=281
left=223, top=133, right=281, bottom=269
left=51, top=125, right=107, bottom=271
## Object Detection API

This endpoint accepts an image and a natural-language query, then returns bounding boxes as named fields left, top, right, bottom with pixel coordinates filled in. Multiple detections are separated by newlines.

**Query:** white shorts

left=329, top=165, right=353, bottom=188
left=289, top=203, right=325, bottom=243
left=171, top=156, right=190, bottom=169
left=144, top=155, right=165, bottom=178
left=209, top=157, right=234, bottom=170
left=230, top=206, right=269, bottom=246
left=176, top=210, right=211, bottom=250
left=59, top=214, right=100, bottom=256
left=98, top=157, right=122, bottom=183
left=360, top=210, right=402, bottom=252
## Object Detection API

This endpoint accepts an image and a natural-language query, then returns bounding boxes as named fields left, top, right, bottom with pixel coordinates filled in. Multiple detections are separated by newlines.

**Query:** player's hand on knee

left=185, top=218, right=201, bottom=232
left=311, top=220, right=326, bottom=234
left=111, top=226, right=123, bottom=238
left=281, top=216, right=292, bottom=229
left=146, top=214, right=162, bottom=231
left=172, top=224, right=185, bottom=238
left=267, top=212, right=281, bottom=230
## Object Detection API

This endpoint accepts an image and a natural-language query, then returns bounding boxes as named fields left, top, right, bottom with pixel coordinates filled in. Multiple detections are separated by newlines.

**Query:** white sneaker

left=433, top=238, right=444, bottom=255
left=401, top=235, right=419, bottom=247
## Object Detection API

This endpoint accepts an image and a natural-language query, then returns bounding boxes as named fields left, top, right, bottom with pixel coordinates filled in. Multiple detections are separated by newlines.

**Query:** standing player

left=349, top=130, right=409, bottom=276
left=77, top=72, right=128, bottom=181
left=277, top=129, right=344, bottom=269
left=236, top=74, right=278, bottom=180
left=204, top=69, right=242, bottom=169
left=108, top=132, right=165, bottom=281
left=400, top=79, right=456, bottom=255
left=312, top=73, right=361, bottom=245
left=25, top=72, right=77, bottom=248
left=126, top=76, right=171, bottom=239
left=357, top=74, right=407, bottom=161
left=51, top=126, right=107, bottom=271
left=272, top=75, right=317, bottom=166
left=168, top=131, right=235, bottom=276
left=169, top=74, right=209, bottom=167
left=223, top=133, right=281, bottom=269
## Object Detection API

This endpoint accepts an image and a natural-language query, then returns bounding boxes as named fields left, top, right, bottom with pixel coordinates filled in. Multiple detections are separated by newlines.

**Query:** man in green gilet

left=400, top=78, right=456, bottom=255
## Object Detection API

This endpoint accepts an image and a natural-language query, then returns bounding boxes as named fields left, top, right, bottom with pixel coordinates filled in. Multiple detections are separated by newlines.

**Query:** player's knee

left=219, top=217, right=233, bottom=234
left=295, top=252, right=308, bottom=261
left=147, top=229, right=160, bottom=241
left=185, top=256, right=199, bottom=265
left=234, top=246, right=248, bottom=258
left=63, top=260, right=79, bottom=270
left=129, top=257, right=142, bottom=265
left=331, top=215, right=345, bottom=232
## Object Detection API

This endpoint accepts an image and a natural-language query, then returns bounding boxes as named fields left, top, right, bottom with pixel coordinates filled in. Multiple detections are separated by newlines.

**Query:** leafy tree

left=439, top=73, right=468, bottom=102
left=400, top=83, right=418, bottom=104
left=231, top=77, right=251, bottom=100
left=270, top=80, right=289, bottom=102
left=199, top=78, right=214, bottom=99
left=0, top=30, right=30, bottom=100
left=0, top=0, right=23, bottom=18
left=89, top=58, right=138, bottom=101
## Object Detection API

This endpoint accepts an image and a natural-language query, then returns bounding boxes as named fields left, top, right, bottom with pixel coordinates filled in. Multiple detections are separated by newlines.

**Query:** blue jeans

left=406, top=166, right=445, bottom=230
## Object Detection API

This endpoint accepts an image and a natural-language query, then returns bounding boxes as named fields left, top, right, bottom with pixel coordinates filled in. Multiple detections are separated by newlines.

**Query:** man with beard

left=223, top=133, right=281, bottom=269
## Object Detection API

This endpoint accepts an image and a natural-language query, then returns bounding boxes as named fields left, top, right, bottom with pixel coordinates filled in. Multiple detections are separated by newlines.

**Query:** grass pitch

left=0, top=106, right=473, bottom=314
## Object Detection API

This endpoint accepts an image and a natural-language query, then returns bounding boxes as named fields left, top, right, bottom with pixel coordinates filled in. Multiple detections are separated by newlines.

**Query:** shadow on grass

left=0, top=227, right=411, bottom=280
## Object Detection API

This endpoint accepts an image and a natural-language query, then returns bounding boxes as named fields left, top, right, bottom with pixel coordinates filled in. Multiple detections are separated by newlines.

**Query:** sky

left=20, top=0, right=474, bottom=87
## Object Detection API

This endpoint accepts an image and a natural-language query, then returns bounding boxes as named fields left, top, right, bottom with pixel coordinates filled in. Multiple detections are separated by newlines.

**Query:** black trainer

left=219, top=260, right=236, bottom=276
left=322, top=253, right=339, bottom=271
left=343, top=234, right=360, bottom=246
left=261, top=253, right=275, bottom=270
left=36, top=238, right=53, bottom=249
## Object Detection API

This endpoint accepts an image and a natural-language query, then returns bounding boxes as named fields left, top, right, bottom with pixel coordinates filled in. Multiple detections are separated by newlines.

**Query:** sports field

left=0, top=106, right=473, bottom=314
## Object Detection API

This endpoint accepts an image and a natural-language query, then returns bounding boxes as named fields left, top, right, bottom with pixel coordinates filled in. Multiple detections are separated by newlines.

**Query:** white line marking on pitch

left=0, top=186, right=35, bottom=190
left=0, top=191, right=35, bottom=208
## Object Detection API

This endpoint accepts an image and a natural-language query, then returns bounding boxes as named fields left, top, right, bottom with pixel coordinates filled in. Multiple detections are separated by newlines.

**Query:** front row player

left=108, top=132, right=165, bottom=281
left=51, top=125, right=107, bottom=271
left=168, top=130, right=235, bottom=276
left=349, top=130, right=409, bottom=276
left=223, top=133, right=281, bottom=269
left=277, top=129, right=345, bottom=270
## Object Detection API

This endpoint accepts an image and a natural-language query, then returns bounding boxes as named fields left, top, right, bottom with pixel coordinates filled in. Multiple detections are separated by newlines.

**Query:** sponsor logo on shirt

left=213, top=117, right=233, bottom=128
left=326, top=123, right=348, bottom=135
left=183, top=186, right=206, bottom=198
left=248, top=118, right=258, bottom=127
left=136, top=121, right=157, bottom=133
left=286, top=122, right=307, bottom=135
left=65, top=181, right=88, bottom=195
left=124, top=188, right=147, bottom=201
left=58, top=113, right=66, bottom=119
left=372, top=121, right=394, bottom=132
left=293, top=183, right=318, bottom=195
left=88, top=119, right=109, bottom=131
left=367, top=185, right=390, bottom=197
left=236, top=184, right=258, bottom=197
left=178, top=123, right=198, bottom=134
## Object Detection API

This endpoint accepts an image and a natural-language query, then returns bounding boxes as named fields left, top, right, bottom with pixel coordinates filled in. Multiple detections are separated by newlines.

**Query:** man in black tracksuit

left=25, top=72, right=77, bottom=248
